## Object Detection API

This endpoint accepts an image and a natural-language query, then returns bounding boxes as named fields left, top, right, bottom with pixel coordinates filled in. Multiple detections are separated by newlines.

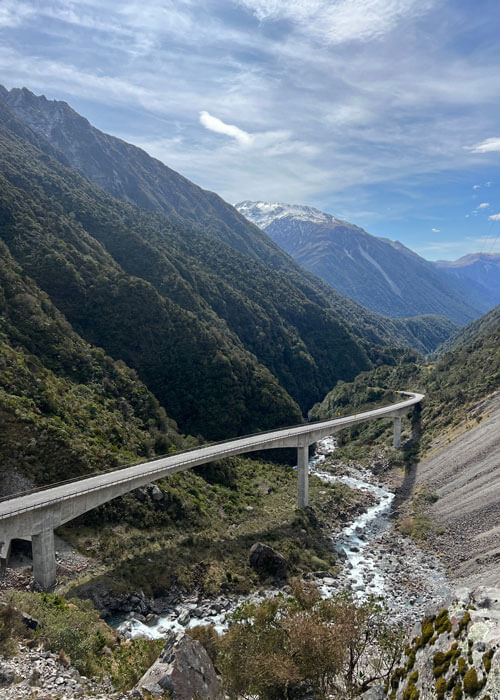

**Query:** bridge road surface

left=0, top=391, right=423, bottom=589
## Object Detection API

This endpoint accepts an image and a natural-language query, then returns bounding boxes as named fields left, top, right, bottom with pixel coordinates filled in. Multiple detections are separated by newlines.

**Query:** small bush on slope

left=217, top=580, right=404, bottom=699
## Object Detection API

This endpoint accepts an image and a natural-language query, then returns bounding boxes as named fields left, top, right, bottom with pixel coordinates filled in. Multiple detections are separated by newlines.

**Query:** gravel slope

left=414, top=391, right=500, bottom=586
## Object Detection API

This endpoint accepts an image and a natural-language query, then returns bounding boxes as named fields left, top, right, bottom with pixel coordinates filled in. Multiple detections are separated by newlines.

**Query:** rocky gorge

left=0, top=437, right=496, bottom=700
left=113, top=438, right=451, bottom=642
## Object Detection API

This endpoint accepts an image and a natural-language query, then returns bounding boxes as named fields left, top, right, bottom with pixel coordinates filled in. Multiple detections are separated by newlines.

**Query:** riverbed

left=118, top=437, right=450, bottom=638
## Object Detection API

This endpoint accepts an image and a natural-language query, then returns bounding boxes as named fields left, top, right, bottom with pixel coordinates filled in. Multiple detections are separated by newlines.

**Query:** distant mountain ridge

left=236, top=200, right=495, bottom=324
left=435, top=252, right=500, bottom=310
left=0, top=85, right=456, bottom=358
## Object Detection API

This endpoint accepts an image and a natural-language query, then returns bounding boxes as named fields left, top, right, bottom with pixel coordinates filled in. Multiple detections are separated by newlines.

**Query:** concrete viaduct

left=0, top=391, right=423, bottom=590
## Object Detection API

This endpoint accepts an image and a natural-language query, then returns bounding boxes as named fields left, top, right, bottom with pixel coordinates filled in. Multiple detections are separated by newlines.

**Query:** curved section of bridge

left=0, top=391, right=423, bottom=589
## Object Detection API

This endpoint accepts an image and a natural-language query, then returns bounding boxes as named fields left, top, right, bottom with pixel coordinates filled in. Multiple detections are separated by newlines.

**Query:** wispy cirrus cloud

left=237, top=0, right=434, bottom=44
left=2, top=0, right=500, bottom=259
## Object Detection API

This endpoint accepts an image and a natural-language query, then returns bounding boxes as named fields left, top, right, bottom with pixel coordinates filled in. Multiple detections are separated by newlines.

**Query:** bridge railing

left=0, top=390, right=422, bottom=515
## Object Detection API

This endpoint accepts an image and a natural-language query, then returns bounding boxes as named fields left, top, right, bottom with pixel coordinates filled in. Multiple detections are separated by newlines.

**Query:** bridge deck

left=0, top=391, right=423, bottom=520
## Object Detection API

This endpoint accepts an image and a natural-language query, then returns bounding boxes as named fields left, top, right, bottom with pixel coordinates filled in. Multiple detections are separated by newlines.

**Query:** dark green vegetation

left=1, top=87, right=456, bottom=356
left=201, top=581, right=404, bottom=699
left=436, top=303, right=500, bottom=355
left=0, top=241, right=187, bottom=489
left=0, top=594, right=162, bottom=690
left=0, top=97, right=305, bottom=441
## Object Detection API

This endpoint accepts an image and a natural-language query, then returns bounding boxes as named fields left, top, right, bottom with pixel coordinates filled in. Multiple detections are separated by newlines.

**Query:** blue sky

left=2, top=0, right=500, bottom=259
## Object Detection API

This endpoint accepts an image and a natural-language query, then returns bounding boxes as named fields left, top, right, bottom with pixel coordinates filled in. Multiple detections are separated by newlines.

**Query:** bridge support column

left=0, top=540, right=10, bottom=579
left=393, top=415, right=402, bottom=449
left=32, top=529, right=56, bottom=590
left=297, top=443, right=309, bottom=508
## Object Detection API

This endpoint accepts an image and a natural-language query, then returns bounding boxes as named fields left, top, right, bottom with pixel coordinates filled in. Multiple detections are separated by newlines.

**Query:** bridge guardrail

left=0, top=391, right=423, bottom=519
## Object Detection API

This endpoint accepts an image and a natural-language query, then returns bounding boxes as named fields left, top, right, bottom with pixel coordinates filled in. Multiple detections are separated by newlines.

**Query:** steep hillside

left=435, top=302, right=500, bottom=355
left=0, top=86, right=456, bottom=355
left=0, top=241, right=187, bottom=494
left=435, top=252, right=500, bottom=310
left=412, top=391, right=500, bottom=587
left=0, top=99, right=305, bottom=440
left=0, top=86, right=300, bottom=268
left=236, top=200, right=487, bottom=324
left=310, top=304, right=500, bottom=452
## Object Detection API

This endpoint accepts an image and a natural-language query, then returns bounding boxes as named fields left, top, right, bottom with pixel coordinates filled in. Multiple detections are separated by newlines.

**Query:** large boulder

left=249, top=542, right=288, bottom=579
left=136, top=631, right=221, bottom=699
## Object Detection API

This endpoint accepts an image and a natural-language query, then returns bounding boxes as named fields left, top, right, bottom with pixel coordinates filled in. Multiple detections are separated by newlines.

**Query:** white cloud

left=431, top=227, right=440, bottom=232
left=467, top=137, right=500, bottom=154
left=472, top=184, right=481, bottom=189
left=478, top=202, right=490, bottom=209
left=238, top=0, right=434, bottom=45
left=489, top=214, right=500, bottom=221
left=0, top=1, right=35, bottom=27
left=199, top=111, right=253, bottom=146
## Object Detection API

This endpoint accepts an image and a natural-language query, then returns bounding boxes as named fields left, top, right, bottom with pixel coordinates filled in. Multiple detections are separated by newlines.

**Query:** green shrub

left=482, top=649, right=494, bottom=673
left=436, top=676, right=447, bottom=699
left=1, top=591, right=161, bottom=689
left=463, top=668, right=483, bottom=695
left=0, top=600, right=27, bottom=656
left=455, top=612, right=471, bottom=638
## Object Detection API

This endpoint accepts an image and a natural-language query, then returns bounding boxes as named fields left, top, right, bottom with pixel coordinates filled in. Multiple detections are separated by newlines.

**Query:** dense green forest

left=0, top=241, right=189, bottom=489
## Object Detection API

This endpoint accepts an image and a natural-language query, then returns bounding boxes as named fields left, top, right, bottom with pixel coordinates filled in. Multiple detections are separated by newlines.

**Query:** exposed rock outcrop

left=389, top=587, right=500, bottom=700
left=249, top=542, right=288, bottom=580
left=136, top=631, right=221, bottom=699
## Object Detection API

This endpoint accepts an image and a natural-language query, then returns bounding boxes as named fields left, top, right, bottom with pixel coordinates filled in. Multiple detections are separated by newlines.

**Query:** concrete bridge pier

left=32, top=529, right=56, bottom=590
left=393, top=415, right=402, bottom=449
left=0, top=540, right=10, bottom=579
left=297, top=442, right=309, bottom=508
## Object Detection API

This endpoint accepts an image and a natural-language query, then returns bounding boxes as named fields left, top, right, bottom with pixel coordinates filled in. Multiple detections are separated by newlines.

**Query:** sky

left=2, top=1, right=500, bottom=260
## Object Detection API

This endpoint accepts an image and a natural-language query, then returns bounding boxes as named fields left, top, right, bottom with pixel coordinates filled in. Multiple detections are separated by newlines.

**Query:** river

left=118, top=437, right=449, bottom=638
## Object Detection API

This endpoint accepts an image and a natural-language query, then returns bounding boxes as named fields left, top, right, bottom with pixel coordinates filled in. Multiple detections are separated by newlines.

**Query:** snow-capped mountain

left=236, top=201, right=338, bottom=228
left=235, top=200, right=494, bottom=323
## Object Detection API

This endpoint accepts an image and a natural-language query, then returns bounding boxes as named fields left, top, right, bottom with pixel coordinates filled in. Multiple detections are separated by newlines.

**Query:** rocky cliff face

left=383, top=587, right=500, bottom=700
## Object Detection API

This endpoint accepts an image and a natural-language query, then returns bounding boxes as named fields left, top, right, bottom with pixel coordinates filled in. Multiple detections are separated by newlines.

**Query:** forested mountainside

left=236, top=200, right=490, bottom=324
left=0, top=241, right=187, bottom=492
left=434, top=302, right=500, bottom=355
left=310, top=302, right=500, bottom=450
left=0, top=86, right=456, bottom=356
left=0, top=100, right=308, bottom=441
